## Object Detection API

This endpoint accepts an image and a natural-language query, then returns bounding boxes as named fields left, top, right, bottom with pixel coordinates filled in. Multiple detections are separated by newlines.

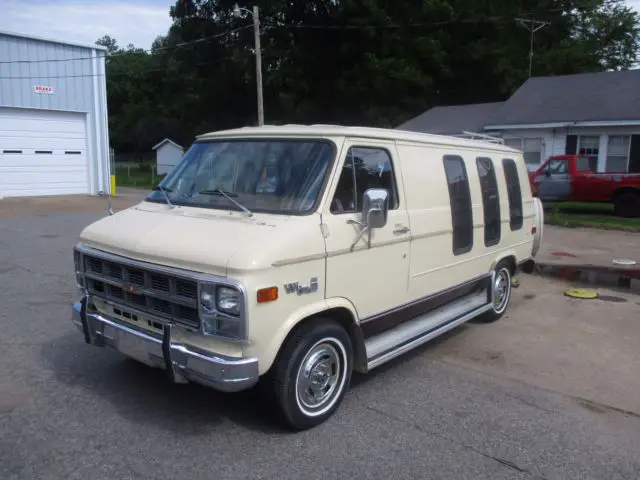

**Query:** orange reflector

left=257, top=286, right=278, bottom=304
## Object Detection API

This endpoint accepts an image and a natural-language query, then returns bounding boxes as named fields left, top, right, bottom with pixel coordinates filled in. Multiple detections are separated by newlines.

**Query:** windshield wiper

left=151, top=184, right=175, bottom=209
left=197, top=189, right=253, bottom=217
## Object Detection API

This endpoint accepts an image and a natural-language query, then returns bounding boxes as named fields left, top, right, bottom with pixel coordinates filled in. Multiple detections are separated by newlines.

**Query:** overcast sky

left=1, top=0, right=640, bottom=51
left=0, top=0, right=174, bottom=50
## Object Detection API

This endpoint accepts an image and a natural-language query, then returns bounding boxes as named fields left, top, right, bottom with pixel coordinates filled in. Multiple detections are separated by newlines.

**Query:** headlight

left=216, top=287, right=241, bottom=316
left=199, top=284, right=245, bottom=340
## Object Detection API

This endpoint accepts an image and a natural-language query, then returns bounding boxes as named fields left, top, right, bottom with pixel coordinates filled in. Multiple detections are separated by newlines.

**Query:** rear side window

left=502, top=158, right=523, bottom=230
left=476, top=157, right=501, bottom=246
left=443, top=155, right=473, bottom=255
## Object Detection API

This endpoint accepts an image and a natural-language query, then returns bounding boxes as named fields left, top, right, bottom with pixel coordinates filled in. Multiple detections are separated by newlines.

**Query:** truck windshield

left=145, top=139, right=336, bottom=214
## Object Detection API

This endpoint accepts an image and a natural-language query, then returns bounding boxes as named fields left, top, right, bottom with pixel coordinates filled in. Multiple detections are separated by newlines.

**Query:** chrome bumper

left=72, top=298, right=259, bottom=393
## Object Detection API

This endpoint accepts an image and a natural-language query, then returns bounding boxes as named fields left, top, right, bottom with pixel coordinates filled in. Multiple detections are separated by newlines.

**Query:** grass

left=114, top=163, right=165, bottom=189
left=549, top=201, right=614, bottom=214
left=544, top=201, right=640, bottom=232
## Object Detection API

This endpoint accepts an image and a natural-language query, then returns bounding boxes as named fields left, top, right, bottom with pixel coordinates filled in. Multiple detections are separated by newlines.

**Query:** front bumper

left=72, top=297, right=259, bottom=392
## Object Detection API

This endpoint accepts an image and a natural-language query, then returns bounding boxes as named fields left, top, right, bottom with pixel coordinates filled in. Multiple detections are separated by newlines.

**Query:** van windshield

left=145, top=139, right=336, bottom=214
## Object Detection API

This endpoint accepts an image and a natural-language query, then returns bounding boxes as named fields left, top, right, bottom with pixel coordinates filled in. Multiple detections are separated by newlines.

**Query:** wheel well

left=496, top=255, right=517, bottom=275
left=613, top=187, right=640, bottom=201
left=273, top=307, right=368, bottom=375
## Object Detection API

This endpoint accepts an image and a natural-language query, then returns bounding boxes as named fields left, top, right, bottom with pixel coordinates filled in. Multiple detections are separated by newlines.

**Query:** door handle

left=393, top=225, right=410, bottom=235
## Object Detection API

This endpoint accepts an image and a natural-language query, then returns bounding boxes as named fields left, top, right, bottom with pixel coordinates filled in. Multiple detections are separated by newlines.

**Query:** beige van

left=71, top=125, right=543, bottom=430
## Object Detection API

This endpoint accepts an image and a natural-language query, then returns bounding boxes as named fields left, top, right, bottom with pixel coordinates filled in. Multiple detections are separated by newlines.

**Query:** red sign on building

left=33, top=85, right=54, bottom=94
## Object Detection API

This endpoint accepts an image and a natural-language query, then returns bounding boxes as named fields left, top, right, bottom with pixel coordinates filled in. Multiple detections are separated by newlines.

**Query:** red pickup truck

left=529, top=154, right=640, bottom=218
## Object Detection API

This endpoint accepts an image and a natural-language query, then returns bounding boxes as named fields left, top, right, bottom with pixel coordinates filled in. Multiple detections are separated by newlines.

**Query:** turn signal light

left=257, top=286, right=278, bottom=304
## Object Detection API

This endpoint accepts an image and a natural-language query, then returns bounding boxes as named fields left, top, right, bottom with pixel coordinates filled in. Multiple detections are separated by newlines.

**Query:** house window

left=476, top=157, right=501, bottom=247
left=502, top=138, right=542, bottom=166
left=502, top=158, right=523, bottom=231
left=606, top=135, right=630, bottom=173
left=577, top=136, right=599, bottom=158
left=522, top=138, right=542, bottom=166
left=443, top=155, right=474, bottom=255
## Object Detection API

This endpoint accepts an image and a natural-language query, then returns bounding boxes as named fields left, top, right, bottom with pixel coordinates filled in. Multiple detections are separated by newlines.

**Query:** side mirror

left=362, top=188, right=389, bottom=229
left=544, top=169, right=551, bottom=177
left=347, top=188, right=390, bottom=250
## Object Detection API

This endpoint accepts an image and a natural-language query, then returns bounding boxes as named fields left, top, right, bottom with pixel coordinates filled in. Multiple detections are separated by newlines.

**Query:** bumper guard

left=72, top=297, right=259, bottom=393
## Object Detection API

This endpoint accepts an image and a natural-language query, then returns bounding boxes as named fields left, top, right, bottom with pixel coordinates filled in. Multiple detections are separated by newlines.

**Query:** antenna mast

left=516, top=18, right=549, bottom=77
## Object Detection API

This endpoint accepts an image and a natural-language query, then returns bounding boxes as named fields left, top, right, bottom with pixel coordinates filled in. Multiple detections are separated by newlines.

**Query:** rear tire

left=272, top=319, right=353, bottom=431
left=613, top=192, right=640, bottom=218
left=477, top=261, right=512, bottom=323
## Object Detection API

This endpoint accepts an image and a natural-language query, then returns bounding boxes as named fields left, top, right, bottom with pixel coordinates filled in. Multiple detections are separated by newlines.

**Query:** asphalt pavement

left=1, top=210, right=639, bottom=480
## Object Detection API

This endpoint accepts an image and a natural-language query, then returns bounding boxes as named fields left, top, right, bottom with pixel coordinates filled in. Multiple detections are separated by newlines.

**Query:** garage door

left=0, top=108, right=89, bottom=197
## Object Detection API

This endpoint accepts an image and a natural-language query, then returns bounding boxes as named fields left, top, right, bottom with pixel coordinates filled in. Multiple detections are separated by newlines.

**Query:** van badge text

left=284, top=277, right=318, bottom=295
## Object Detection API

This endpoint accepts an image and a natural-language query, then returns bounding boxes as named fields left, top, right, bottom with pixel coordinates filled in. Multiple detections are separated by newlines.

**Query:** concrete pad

left=426, top=273, right=640, bottom=416
left=533, top=225, right=640, bottom=287
left=0, top=191, right=147, bottom=219
left=537, top=225, right=640, bottom=268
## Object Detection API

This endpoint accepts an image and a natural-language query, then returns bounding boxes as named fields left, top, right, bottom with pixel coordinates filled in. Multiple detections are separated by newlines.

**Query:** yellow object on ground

left=110, top=175, right=117, bottom=196
left=511, top=277, right=520, bottom=288
left=564, top=288, right=599, bottom=299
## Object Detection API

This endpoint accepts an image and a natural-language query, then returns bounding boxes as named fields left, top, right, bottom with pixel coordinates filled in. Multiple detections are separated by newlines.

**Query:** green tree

left=95, top=35, right=119, bottom=55
left=100, top=0, right=640, bottom=153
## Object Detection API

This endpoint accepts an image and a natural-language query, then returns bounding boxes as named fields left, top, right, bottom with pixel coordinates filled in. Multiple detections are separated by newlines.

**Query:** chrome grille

left=83, top=254, right=200, bottom=329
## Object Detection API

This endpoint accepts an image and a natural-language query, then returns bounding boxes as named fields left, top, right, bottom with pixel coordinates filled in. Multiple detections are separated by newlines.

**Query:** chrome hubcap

left=296, top=342, right=342, bottom=411
left=493, top=270, right=510, bottom=312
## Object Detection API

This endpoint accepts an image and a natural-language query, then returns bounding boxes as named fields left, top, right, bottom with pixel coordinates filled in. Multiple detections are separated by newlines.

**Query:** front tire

left=273, top=319, right=353, bottom=431
left=477, top=262, right=512, bottom=323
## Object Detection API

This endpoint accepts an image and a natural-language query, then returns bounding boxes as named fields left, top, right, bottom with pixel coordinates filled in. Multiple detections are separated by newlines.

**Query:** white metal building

left=0, top=30, right=111, bottom=197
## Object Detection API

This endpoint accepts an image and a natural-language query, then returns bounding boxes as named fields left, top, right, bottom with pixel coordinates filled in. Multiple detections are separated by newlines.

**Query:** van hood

left=78, top=201, right=324, bottom=276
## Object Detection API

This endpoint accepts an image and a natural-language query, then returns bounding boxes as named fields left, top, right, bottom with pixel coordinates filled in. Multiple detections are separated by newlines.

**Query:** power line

left=0, top=25, right=253, bottom=65
left=0, top=0, right=624, bottom=66
left=0, top=57, right=249, bottom=79
left=0, top=14, right=544, bottom=65
left=267, top=16, right=514, bottom=30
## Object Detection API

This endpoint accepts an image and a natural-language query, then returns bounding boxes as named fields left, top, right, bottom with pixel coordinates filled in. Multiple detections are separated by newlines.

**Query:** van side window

left=476, top=157, right=501, bottom=246
left=502, top=158, right=523, bottom=230
left=330, top=147, right=399, bottom=214
left=443, top=155, right=473, bottom=255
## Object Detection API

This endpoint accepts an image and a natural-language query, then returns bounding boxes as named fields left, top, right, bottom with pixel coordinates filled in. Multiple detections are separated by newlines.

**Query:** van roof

left=196, top=124, right=520, bottom=153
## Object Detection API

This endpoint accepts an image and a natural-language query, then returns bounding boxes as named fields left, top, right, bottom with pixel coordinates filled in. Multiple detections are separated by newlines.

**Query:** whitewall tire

left=478, top=261, right=513, bottom=323
left=272, top=319, right=353, bottom=431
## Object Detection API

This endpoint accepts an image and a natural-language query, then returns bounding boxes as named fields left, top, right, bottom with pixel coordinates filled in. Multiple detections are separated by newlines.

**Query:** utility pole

left=253, top=5, right=264, bottom=126
left=233, top=4, right=264, bottom=126
left=516, top=18, right=549, bottom=78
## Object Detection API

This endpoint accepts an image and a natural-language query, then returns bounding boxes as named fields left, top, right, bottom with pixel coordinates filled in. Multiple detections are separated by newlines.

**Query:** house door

left=322, top=140, right=411, bottom=333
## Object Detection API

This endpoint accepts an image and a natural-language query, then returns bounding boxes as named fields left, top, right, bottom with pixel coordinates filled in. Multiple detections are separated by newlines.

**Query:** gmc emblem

left=122, top=284, right=141, bottom=295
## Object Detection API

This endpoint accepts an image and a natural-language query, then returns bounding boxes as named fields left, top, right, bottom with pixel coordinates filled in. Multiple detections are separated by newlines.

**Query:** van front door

left=322, top=140, right=411, bottom=338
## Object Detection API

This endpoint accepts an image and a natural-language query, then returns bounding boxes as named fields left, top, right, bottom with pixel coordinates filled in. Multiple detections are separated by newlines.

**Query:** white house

left=153, top=138, right=184, bottom=175
left=398, top=69, right=640, bottom=173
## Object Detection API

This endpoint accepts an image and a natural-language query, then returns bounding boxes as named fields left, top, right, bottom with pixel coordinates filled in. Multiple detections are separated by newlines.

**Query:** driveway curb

left=531, top=261, right=640, bottom=292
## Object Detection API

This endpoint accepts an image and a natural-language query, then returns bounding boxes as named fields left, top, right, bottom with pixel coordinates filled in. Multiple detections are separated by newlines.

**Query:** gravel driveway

left=1, top=204, right=639, bottom=480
